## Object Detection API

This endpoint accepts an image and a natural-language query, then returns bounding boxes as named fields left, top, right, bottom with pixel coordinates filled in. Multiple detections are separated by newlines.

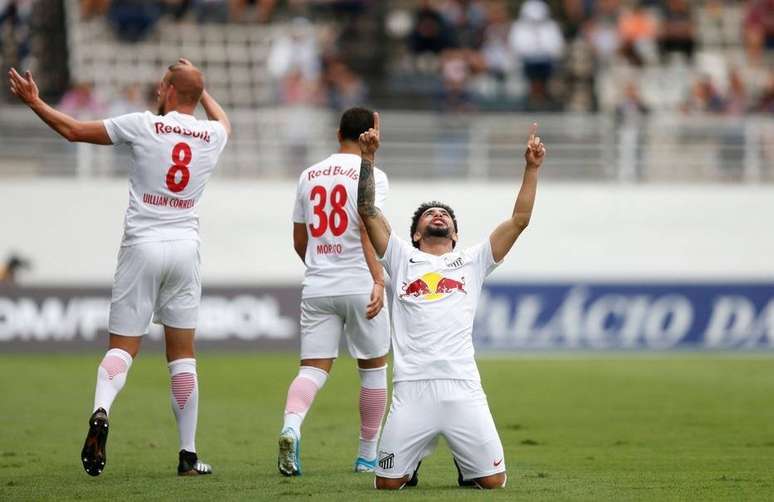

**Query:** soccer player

left=278, top=107, right=390, bottom=476
left=7, top=59, right=230, bottom=476
left=357, top=116, right=546, bottom=490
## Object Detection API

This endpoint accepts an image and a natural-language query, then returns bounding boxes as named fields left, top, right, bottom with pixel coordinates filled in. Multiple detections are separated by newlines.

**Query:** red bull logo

left=400, top=272, right=466, bottom=301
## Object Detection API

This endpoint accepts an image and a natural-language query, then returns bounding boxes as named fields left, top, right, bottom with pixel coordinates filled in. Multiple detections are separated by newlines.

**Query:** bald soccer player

left=8, top=59, right=230, bottom=477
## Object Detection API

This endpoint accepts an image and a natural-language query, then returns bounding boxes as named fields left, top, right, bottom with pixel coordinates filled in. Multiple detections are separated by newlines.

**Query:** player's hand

left=358, top=112, right=380, bottom=162
left=366, top=281, right=384, bottom=319
left=524, top=122, right=546, bottom=169
left=8, top=68, right=39, bottom=106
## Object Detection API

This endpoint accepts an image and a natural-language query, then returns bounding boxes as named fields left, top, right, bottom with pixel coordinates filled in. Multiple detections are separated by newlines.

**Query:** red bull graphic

left=401, top=273, right=466, bottom=301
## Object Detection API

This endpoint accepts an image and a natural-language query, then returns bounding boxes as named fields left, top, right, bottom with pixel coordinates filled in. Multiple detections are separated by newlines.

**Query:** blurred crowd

left=3, top=0, right=773, bottom=115
left=386, top=0, right=774, bottom=113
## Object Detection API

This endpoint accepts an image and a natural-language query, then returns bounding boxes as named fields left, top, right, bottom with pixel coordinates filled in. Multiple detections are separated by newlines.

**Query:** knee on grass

left=473, top=472, right=507, bottom=489
left=375, top=475, right=410, bottom=490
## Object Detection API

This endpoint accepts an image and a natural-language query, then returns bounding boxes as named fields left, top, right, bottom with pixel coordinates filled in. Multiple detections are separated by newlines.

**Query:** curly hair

left=410, top=201, right=459, bottom=249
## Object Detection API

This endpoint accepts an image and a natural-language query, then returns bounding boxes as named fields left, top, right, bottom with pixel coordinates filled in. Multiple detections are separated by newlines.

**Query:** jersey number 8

left=166, top=142, right=192, bottom=193
left=309, top=184, right=348, bottom=238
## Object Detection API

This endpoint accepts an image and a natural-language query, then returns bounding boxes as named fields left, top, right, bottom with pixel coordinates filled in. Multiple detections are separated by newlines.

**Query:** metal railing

left=0, top=106, right=771, bottom=182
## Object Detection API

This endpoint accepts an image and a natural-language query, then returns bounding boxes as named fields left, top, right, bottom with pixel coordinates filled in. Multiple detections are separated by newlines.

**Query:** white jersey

left=293, top=153, right=388, bottom=299
left=104, top=111, right=228, bottom=246
left=380, top=233, right=500, bottom=382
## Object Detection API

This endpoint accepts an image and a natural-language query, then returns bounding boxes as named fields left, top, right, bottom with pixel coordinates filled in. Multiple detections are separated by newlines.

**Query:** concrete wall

left=1, top=180, right=772, bottom=285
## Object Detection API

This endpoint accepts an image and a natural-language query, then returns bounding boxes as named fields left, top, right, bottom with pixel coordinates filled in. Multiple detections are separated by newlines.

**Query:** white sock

left=358, top=365, right=388, bottom=460
left=282, top=366, right=329, bottom=437
left=93, top=348, right=133, bottom=414
left=169, top=358, right=198, bottom=453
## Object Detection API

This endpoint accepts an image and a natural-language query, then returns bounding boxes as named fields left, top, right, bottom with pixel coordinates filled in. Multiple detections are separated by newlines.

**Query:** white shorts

left=299, top=294, right=390, bottom=360
left=376, top=379, right=505, bottom=481
left=108, top=240, right=201, bottom=336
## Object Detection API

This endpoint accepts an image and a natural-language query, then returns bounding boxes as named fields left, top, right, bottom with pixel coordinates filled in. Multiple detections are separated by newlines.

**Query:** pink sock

left=93, top=348, right=133, bottom=414
left=282, top=366, right=328, bottom=435
left=169, top=358, right=198, bottom=453
left=358, top=365, right=388, bottom=460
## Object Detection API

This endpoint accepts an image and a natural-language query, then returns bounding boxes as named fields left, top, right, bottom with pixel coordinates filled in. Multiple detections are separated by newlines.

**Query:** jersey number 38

left=309, top=184, right=348, bottom=238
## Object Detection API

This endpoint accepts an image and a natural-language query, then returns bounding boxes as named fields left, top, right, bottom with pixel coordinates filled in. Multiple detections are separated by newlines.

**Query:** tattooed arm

left=357, top=113, right=391, bottom=258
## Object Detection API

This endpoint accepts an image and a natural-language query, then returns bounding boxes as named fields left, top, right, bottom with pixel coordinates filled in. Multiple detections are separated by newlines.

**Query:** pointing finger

left=529, top=122, right=538, bottom=141
left=373, top=112, right=380, bottom=134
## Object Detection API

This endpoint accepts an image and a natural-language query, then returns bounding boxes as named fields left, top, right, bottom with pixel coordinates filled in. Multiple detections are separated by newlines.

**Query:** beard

left=425, top=225, right=450, bottom=239
left=157, top=101, right=166, bottom=115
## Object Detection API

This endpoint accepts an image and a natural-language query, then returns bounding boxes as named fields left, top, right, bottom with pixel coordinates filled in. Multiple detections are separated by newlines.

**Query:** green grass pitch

left=1, top=353, right=773, bottom=501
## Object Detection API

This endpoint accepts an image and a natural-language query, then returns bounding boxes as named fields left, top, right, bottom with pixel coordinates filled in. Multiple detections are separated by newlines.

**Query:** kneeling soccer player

left=356, top=117, right=546, bottom=489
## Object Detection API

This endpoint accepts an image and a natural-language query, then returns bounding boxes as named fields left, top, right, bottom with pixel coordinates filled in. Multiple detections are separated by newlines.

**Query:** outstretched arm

left=8, top=68, right=111, bottom=144
left=178, top=58, right=231, bottom=136
left=489, top=123, right=546, bottom=263
left=357, top=112, right=392, bottom=258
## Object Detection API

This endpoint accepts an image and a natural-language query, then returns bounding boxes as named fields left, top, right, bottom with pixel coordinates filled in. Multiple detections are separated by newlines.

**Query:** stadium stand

left=0, top=0, right=771, bottom=181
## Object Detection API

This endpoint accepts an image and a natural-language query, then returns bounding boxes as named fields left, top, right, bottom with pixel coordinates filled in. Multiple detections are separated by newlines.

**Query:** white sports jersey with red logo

left=293, top=153, right=388, bottom=299
left=103, top=111, right=228, bottom=246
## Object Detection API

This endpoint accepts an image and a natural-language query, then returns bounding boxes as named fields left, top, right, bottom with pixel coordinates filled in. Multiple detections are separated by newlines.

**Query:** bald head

left=166, top=63, right=204, bottom=106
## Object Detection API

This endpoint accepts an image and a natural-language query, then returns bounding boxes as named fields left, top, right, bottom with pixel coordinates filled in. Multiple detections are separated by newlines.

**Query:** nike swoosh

left=493, top=458, right=503, bottom=467
left=409, top=258, right=426, bottom=264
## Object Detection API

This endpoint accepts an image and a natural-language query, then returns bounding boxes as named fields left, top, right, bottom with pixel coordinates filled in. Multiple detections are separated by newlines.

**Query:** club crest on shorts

left=378, top=451, right=394, bottom=470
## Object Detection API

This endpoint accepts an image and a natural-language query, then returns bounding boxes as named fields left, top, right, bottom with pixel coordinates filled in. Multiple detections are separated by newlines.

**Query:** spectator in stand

left=193, top=0, right=229, bottom=23
left=480, top=1, right=515, bottom=84
left=658, top=0, right=696, bottom=63
left=58, top=81, right=105, bottom=119
left=0, top=0, right=34, bottom=69
left=267, top=17, right=320, bottom=84
left=109, top=82, right=147, bottom=116
left=584, top=0, right=622, bottom=66
left=107, top=0, right=161, bottom=42
left=0, top=254, right=31, bottom=285
left=79, top=0, right=109, bottom=19
left=508, top=0, right=565, bottom=108
left=724, top=67, right=748, bottom=116
left=753, top=69, right=774, bottom=113
left=617, top=2, right=658, bottom=66
left=682, top=75, right=725, bottom=114
left=616, top=80, right=650, bottom=122
left=229, top=0, right=277, bottom=23
left=324, top=58, right=367, bottom=112
left=743, top=0, right=774, bottom=64
left=409, top=0, right=456, bottom=55
left=437, top=0, right=487, bottom=50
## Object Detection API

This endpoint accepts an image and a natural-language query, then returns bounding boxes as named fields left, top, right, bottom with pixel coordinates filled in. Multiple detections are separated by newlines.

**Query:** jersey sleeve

left=467, top=239, right=501, bottom=281
left=374, top=169, right=389, bottom=211
left=103, top=112, right=147, bottom=145
left=211, top=120, right=229, bottom=155
left=380, top=232, right=411, bottom=277
left=292, top=178, right=306, bottom=223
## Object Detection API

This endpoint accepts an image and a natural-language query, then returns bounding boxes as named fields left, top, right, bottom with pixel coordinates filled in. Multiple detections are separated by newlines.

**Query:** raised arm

left=357, top=112, right=392, bottom=258
left=8, top=68, right=111, bottom=145
left=489, top=123, right=546, bottom=263
left=178, top=58, right=231, bottom=136
left=360, top=221, right=385, bottom=319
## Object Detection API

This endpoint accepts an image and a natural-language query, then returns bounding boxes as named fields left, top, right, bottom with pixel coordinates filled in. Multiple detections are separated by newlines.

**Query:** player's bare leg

left=81, top=334, right=141, bottom=476
left=354, top=355, right=388, bottom=472
left=277, top=358, right=333, bottom=476
left=165, top=326, right=211, bottom=476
